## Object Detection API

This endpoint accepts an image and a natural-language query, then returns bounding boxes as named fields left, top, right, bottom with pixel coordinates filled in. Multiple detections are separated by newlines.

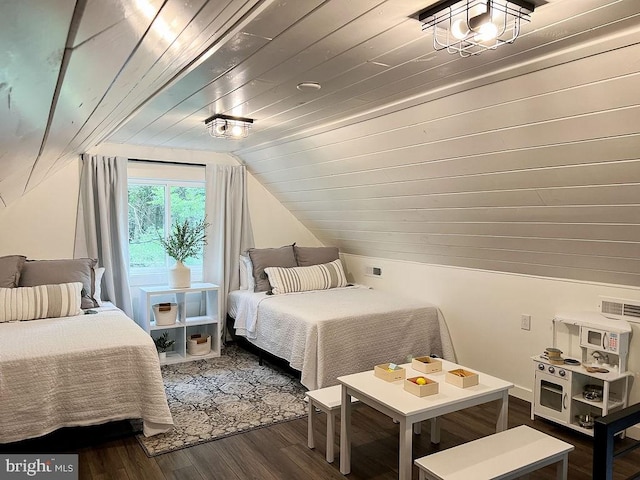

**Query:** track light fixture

left=204, top=114, right=253, bottom=139
left=418, top=0, right=535, bottom=57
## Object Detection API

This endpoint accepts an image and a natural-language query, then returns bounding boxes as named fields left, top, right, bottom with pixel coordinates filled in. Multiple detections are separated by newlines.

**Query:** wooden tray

left=411, top=356, right=442, bottom=374
left=374, top=363, right=406, bottom=382
left=445, top=368, right=479, bottom=388
left=404, top=376, right=438, bottom=397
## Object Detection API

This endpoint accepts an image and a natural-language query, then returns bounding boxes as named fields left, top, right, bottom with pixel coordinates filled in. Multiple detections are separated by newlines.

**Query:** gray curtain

left=203, top=164, right=254, bottom=334
left=74, top=154, right=133, bottom=318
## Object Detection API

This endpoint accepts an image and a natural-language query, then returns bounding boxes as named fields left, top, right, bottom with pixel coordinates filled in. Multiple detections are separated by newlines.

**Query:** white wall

left=246, top=173, right=321, bottom=249
left=0, top=159, right=81, bottom=258
left=343, top=253, right=640, bottom=436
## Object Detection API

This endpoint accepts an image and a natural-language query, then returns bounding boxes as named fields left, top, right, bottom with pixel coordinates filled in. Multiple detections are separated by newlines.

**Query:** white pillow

left=239, top=256, right=248, bottom=290
left=264, top=259, right=347, bottom=295
left=239, top=255, right=255, bottom=291
left=0, top=282, right=83, bottom=322
left=94, top=267, right=105, bottom=306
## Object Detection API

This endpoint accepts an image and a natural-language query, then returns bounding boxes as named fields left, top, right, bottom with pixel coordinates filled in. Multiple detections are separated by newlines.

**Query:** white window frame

left=128, top=178, right=206, bottom=287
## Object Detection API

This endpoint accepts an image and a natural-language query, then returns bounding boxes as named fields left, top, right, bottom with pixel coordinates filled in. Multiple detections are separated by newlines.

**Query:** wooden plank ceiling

left=1, top=0, right=640, bottom=286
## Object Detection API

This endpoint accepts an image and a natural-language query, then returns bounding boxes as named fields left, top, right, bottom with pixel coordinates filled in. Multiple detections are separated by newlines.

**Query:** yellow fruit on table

left=415, top=377, right=427, bottom=385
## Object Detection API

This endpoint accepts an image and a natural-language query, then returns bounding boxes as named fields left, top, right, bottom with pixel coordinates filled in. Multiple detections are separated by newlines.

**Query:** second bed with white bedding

left=228, top=286, right=455, bottom=390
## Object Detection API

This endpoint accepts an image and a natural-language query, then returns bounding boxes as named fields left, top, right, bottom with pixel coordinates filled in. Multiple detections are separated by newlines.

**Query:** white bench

left=414, top=425, right=574, bottom=480
left=306, top=386, right=357, bottom=463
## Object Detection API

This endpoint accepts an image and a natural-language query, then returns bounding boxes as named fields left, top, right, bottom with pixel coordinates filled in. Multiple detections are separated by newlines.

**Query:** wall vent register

left=600, top=296, right=640, bottom=323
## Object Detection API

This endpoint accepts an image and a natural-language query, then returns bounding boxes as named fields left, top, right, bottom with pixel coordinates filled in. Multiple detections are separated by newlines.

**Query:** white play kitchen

left=532, top=308, right=632, bottom=435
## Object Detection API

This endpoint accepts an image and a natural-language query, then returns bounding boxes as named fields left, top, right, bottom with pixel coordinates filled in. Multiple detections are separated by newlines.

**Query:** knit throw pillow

left=0, top=282, right=83, bottom=322
left=264, top=259, right=347, bottom=295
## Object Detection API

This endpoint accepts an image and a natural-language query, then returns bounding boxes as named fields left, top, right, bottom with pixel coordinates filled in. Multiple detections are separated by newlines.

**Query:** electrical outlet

left=365, top=266, right=383, bottom=277
left=521, top=314, right=531, bottom=331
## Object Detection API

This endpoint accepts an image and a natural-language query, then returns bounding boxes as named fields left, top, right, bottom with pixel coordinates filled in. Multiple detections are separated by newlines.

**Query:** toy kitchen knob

left=548, top=366, right=555, bottom=374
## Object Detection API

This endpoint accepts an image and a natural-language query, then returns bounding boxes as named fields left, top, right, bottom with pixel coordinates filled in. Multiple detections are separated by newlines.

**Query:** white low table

left=338, top=359, right=514, bottom=480
left=415, top=425, right=574, bottom=480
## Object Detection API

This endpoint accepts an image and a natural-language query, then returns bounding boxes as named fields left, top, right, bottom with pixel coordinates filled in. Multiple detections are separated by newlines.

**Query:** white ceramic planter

left=169, top=260, right=191, bottom=288
left=158, top=351, right=167, bottom=361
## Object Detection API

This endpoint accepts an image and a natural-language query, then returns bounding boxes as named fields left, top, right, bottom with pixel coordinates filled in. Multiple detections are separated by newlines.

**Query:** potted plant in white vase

left=154, top=332, right=175, bottom=361
left=160, top=218, right=209, bottom=288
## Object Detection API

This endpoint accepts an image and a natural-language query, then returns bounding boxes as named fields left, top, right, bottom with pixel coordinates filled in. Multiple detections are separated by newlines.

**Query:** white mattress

left=228, top=286, right=455, bottom=390
left=0, top=305, right=174, bottom=443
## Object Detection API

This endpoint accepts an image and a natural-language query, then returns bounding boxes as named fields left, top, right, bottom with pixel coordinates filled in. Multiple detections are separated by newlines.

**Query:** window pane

left=128, top=185, right=166, bottom=269
left=170, top=186, right=206, bottom=267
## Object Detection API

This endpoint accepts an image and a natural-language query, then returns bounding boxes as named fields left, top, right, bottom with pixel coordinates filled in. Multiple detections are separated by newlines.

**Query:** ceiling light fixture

left=418, top=0, right=534, bottom=57
left=204, top=114, right=253, bottom=139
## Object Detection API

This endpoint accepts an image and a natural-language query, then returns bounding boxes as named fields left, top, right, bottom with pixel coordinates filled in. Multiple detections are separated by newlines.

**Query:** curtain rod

left=128, top=158, right=206, bottom=167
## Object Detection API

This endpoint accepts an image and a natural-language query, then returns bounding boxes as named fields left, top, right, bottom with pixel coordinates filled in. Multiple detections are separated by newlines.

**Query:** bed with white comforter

left=0, top=305, right=173, bottom=444
left=228, top=285, right=455, bottom=390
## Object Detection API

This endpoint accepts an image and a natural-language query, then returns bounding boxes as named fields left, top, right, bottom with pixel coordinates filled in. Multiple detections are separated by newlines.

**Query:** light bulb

left=214, top=122, right=227, bottom=136
left=474, top=21, right=498, bottom=42
left=450, top=19, right=470, bottom=40
left=230, top=124, right=244, bottom=137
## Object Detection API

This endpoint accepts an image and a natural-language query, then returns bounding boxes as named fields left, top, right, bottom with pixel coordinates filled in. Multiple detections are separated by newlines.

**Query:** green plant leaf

left=154, top=332, right=176, bottom=352
left=160, top=218, right=210, bottom=263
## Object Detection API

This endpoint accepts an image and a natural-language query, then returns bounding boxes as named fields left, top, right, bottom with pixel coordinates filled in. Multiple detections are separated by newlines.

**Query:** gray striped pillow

left=0, top=282, right=83, bottom=322
left=264, top=259, right=347, bottom=295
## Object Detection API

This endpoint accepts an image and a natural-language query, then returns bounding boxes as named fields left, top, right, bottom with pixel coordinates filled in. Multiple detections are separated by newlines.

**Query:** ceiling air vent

left=599, top=296, right=640, bottom=323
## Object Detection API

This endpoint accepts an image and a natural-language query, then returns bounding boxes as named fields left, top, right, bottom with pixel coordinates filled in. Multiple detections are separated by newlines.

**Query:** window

left=128, top=180, right=206, bottom=285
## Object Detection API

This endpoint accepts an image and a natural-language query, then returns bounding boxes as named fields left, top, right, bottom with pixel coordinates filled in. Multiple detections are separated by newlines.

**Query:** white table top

left=337, top=359, right=514, bottom=418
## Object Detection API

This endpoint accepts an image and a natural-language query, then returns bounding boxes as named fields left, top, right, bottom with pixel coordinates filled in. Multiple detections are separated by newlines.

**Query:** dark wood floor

left=3, top=395, right=640, bottom=480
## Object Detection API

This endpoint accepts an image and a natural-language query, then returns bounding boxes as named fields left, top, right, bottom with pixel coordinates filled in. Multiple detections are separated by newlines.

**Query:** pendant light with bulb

left=418, top=0, right=535, bottom=56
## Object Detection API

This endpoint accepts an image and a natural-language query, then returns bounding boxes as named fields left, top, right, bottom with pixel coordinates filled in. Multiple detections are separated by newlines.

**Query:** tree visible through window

left=128, top=182, right=206, bottom=273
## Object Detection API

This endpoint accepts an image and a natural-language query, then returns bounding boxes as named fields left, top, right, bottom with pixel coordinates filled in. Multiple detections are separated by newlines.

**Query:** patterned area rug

left=136, top=344, right=308, bottom=456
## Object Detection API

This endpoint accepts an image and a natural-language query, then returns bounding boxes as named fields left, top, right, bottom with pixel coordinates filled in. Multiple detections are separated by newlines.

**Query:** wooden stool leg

left=327, top=410, right=337, bottom=463
left=307, top=400, right=315, bottom=449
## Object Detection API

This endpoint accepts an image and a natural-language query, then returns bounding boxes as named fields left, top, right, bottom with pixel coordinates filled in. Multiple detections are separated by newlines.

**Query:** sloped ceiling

left=2, top=0, right=640, bottom=286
